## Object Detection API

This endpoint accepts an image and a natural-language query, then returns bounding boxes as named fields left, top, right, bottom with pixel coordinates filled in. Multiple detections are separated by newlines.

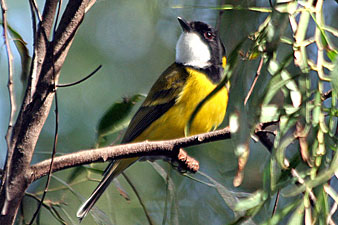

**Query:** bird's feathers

left=122, top=63, right=188, bottom=143
left=76, top=157, right=138, bottom=219
left=176, top=32, right=211, bottom=68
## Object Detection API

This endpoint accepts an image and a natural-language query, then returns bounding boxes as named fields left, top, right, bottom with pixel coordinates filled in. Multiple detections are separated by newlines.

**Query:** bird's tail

left=76, top=157, right=138, bottom=220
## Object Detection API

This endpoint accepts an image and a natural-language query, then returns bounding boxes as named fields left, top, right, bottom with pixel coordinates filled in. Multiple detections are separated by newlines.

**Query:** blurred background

left=1, top=0, right=337, bottom=224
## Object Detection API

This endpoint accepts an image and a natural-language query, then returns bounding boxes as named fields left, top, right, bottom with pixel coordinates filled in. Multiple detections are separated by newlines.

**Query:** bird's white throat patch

left=176, top=32, right=211, bottom=68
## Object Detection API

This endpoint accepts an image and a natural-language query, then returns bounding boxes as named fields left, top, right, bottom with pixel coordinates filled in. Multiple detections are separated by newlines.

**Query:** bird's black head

left=176, top=17, right=226, bottom=71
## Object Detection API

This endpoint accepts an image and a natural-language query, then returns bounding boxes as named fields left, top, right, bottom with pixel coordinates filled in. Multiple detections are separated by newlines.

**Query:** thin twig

left=272, top=190, right=280, bottom=216
left=162, top=167, right=171, bottom=225
left=34, top=177, right=88, bottom=195
left=27, top=0, right=40, bottom=101
left=291, top=168, right=317, bottom=203
left=1, top=0, right=16, bottom=216
left=327, top=202, right=337, bottom=225
left=29, top=0, right=42, bottom=22
left=25, top=193, right=67, bottom=224
left=244, top=56, right=264, bottom=105
left=1, top=0, right=15, bottom=132
left=322, top=89, right=332, bottom=100
left=85, top=0, right=96, bottom=13
left=57, top=65, right=102, bottom=88
left=28, top=0, right=37, bottom=46
left=122, top=173, right=155, bottom=225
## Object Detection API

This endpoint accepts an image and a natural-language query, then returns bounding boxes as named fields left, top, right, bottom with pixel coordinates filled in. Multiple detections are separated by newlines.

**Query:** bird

left=77, top=17, right=229, bottom=220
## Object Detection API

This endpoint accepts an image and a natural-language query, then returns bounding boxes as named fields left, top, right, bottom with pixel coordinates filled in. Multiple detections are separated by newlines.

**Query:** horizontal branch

left=29, top=127, right=231, bottom=182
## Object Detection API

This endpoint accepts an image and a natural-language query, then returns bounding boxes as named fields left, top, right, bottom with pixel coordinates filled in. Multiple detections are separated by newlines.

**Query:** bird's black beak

left=177, top=17, right=190, bottom=32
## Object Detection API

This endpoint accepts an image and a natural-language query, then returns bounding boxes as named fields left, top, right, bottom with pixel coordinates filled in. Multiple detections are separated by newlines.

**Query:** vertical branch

left=0, top=0, right=90, bottom=223
left=1, top=0, right=16, bottom=218
left=1, top=0, right=16, bottom=176
left=1, top=0, right=16, bottom=137
left=0, top=0, right=59, bottom=221
left=28, top=0, right=42, bottom=99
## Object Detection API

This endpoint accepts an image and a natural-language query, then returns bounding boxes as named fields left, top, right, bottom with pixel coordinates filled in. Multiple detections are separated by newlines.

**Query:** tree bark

left=0, top=0, right=89, bottom=224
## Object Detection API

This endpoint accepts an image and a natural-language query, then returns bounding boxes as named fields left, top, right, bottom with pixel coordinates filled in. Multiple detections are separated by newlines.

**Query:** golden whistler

left=77, top=17, right=229, bottom=220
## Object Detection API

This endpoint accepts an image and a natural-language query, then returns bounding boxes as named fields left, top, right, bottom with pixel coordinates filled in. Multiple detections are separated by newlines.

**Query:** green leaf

left=315, top=185, right=330, bottom=223
left=267, top=158, right=279, bottom=193
left=279, top=68, right=301, bottom=107
left=234, top=190, right=266, bottom=211
left=284, top=150, right=338, bottom=197
left=275, top=134, right=296, bottom=169
left=266, top=12, right=288, bottom=53
left=284, top=104, right=299, bottom=115
left=261, top=199, right=301, bottom=225
left=287, top=200, right=304, bottom=225
left=89, top=206, right=114, bottom=225
left=320, top=29, right=329, bottom=49
left=197, top=171, right=245, bottom=218
left=327, top=49, right=338, bottom=62
left=331, top=57, right=338, bottom=95
left=275, top=1, right=298, bottom=14
left=263, top=55, right=295, bottom=105
left=262, top=159, right=272, bottom=193
left=273, top=156, right=301, bottom=191
left=148, top=162, right=179, bottom=225
left=0, top=22, right=31, bottom=82
left=312, top=91, right=321, bottom=126
left=96, top=94, right=144, bottom=147
left=52, top=175, right=84, bottom=200
left=260, top=104, right=279, bottom=123
left=58, top=207, right=79, bottom=225
left=279, top=115, right=297, bottom=136
left=51, top=175, right=114, bottom=223
left=329, top=92, right=337, bottom=137
left=66, top=166, right=87, bottom=183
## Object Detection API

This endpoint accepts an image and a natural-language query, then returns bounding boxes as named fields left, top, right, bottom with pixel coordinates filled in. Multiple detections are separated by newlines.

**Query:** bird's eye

left=204, top=31, right=213, bottom=40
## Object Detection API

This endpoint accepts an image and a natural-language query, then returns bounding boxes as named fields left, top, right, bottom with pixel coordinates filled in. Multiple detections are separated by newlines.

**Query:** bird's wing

left=122, top=63, right=188, bottom=143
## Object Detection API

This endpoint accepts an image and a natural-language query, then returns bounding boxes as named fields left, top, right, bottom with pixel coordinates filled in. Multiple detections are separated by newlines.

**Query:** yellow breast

left=134, top=68, right=228, bottom=142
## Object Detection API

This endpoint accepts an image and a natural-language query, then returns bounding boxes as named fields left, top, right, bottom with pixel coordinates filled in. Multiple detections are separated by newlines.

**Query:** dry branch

left=30, top=127, right=231, bottom=182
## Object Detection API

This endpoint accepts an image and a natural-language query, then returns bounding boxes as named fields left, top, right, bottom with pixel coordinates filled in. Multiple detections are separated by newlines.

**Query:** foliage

left=1, top=0, right=337, bottom=224
left=96, top=94, right=144, bottom=147
left=228, top=1, right=338, bottom=224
